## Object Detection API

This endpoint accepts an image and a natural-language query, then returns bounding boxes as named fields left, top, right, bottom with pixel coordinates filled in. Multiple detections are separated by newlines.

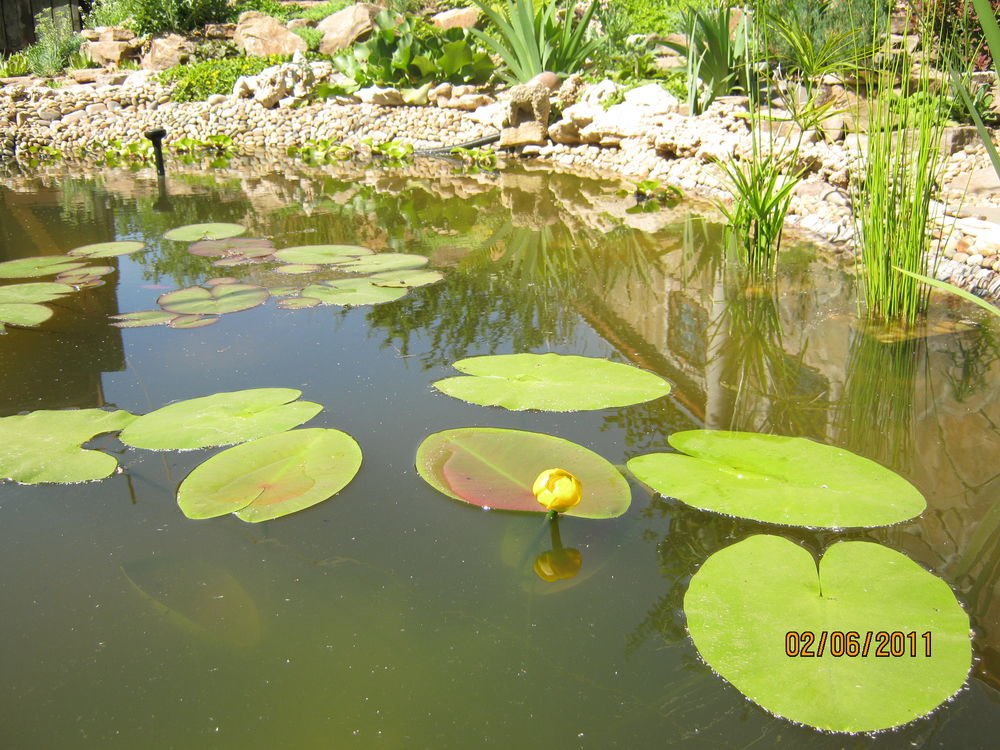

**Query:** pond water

left=1, top=163, right=998, bottom=749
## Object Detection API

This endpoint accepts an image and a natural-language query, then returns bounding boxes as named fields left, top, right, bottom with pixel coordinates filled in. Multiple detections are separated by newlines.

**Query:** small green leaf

left=119, top=388, right=322, bottom=450
left=164, top=223, right=246, bottom=241
left=299, top=279, right=408, bottom=306
left=685, top=535, right=971, bottom=732
left=433, top=353, right=672, bottom=411
left=416, top=427, right=631, bottom=518
left=370, top=269, right=444, bottom=288
left=627, top=431, right=925, bottom=528
left=272, top=245, right=374, bottom=264
left=66, top=241, right=145, bottom=258
left=0, top=409, right=136, bottom=483
left=158, top=284, right=269, bottom=316
left=177, top=428, right=362, bottom=522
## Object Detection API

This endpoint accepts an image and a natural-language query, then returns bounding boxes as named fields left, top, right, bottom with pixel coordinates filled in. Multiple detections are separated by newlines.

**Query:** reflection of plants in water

left=941, top=326, right=1000, bottom=403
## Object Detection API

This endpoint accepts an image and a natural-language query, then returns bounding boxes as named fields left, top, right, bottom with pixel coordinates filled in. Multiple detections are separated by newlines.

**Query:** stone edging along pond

left=2, top=67, right=1000, bottom=304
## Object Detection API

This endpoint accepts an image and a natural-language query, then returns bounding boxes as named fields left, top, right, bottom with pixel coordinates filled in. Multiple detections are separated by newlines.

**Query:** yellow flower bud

left=532, top=468, right=583, bottom=513
left=533, top=547, right=583, bottom=582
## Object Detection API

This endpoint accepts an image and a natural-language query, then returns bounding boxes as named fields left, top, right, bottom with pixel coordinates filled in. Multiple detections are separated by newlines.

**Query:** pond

left=1, top=162, right=998, bottom=748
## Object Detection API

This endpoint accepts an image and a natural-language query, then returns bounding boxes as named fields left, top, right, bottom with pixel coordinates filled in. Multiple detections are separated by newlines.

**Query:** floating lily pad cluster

left=110, top=224, right=443, bottom=329
left=0, top=241, right=144, bottom=332
left=0, top=388, right=361, bottom=523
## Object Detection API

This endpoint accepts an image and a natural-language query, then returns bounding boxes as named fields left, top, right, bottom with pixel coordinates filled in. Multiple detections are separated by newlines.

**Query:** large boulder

left=234, top=12, right=307, bottom=57
left=318, top=3, right=382, bottom=55
left=431, top=7, right=479, bottom=30
left=141, top=34, right=196, bottom=71
left=81, top=39, right=142, bottom=67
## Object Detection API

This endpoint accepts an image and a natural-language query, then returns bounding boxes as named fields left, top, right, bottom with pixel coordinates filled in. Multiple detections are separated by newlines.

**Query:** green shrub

left=158, top=55, right=288, bottom=101
left=611, top=0, right=714, bottom=38
left=292, top=26, right=325, bottom=52
left=913, top=0, right=1000, bottom=70
left=297, top=1, right=351, bottom=23
left=232, top=0, right=302, bottom=22
left=84, top=0, right=231, bottom=36
left=0, top=51, right=31, bottom=77
left=761, top=0, right=887, bottom=73
left=23, top=9, right=81, bottom=76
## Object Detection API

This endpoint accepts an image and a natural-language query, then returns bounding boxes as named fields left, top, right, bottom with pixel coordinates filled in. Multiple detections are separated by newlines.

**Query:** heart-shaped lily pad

left=0, top=408, right=136, bottom=483
left=110, top=310, right=178, bottom=328
left=158, top=284, right=268, bottom=316
left=0, top=255, right=87, bottom=279
left=370, top=269, right=444, bottom=288
left=0, top=302, right=53, bottom=332
left=0, top=282, right=75, bottom=304
left=67, top=241, right=145, bottom=258
left=273, top=245, right=373, bottom=265
left=684, top=535, right=971, bottom=732
left=627, top=431, right=925, bottom=528
left=164, top=223, right=246, bottom=242
left=334, top=253, right=429, bottom=273
left=415, top=427, right=631, bottom=518
left=433, top=353, right=672, bottom=411
left=119, top=388, right=322, bottom=450
left=299, top=279, right=408, bottom=306
left=177, top=427, right=362, bottom=522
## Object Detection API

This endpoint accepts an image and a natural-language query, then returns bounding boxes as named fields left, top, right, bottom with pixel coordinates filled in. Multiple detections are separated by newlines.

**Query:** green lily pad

left=188, top=238, right=273, bottom=258
left=212, top=256, right=253, bottom=268
left=164, top=223, right=246, bottom=242
left=205, top=277, right=238, bottom=286
left=0, top=302, right=53, bottom=332
left=684, top=535, right=971, bottom=732
left=0, top=282, right=75, bottom=304
left=66, top=241, right=145, bottom=258
left=0, top=408, right=136, bottom=483
left=177, top=427, right=362, bottom=522
left=0, top=255, right=87, bottom=279
left=334, top=253, right=429, bottom=273
left=275, top=264, right=322, bottom=275
left=119, top=388, right=322, bottom=450
left=370, top=269, right=444, bottom=288
left=158, top=284, right=268, bottom=316
left=266, top=286, right=300, bottom=297
left=300, top=279, right=408, bottom=306
left=110, top=310, right=178, bottom=328
left=626, top=431, right=925, bottom=528
left=169, top=314, right=220, bottom=329
left=433, top=353, right=672, bottom=411
left=56, top=266, right=115, bottom=284
left=277, top=296, right=321, bottom=310
left=272, top=245, right=374, bottom=264
left=415, top=427, right=631, bottom=518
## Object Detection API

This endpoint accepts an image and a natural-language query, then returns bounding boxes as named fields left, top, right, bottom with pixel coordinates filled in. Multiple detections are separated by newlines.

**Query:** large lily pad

left=0, top=282, right=75, bottom=304
left=110, top=310, right=178, bottom=328
left=164, top=223, right=246, bottom=241
left=0, top=302, right=53, bottom=332
left=272, top=245, right=373, bottom=264
left=334, top=252, right=429, bottom=273
left=685, top=535, right=971, bottom=732
left=627, top=431, right=925, bottom=528
left=415, top=427, right=631, bottom=518
left=433, top=353, right=672, bottom=411
left=177, top=428, right=362, bottom=522
left=158, top=284, right=268, bottom=316
left=370, top=269, right=444, bottom=288
left=0, top=408, right=136, bottom=483
left=0, top=255, right=86, bottom=279
left=119, top=388, right=322, bottom=450
left=299, top=279, right=408, bottom=306
left=67, top=241, right=145, bottom=258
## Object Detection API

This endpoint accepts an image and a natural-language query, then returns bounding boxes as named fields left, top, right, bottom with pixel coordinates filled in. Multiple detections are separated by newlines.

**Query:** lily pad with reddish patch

left=158, top=284, right=268, bottom=316
left=187, top=238, right=274, bottom=258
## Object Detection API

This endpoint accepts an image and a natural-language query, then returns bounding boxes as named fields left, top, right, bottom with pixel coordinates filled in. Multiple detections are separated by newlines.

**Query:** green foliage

left=296, top=0, right=351, bottom=23
left=292, top=26, right=324, bottom=52
left=79, top=139, right=155, bottom=168
left=22, top=9, right=81, bottom=77
left=192, top=39, right=242, bottom=62
left=913, top=0, right=1000, bottom=70
left=232, top=0, right=301, bottom=21
left=469, top=0, right=603, bottom=82
left=158, top=55, right=289, bottom=102
left=287, top=139, right=356, bottom=164
left=333, top=11, right=493, bottom=87
left=85, top=0, right=232, bottom=36
left=0, top=51, right=30, bottom=77
left=610, top=0, right=712, bottom=37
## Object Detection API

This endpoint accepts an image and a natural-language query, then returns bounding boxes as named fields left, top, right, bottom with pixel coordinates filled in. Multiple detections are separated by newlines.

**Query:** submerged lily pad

left=0, top=408, right=136, bottom=483
left=158, top=284, right=268, bottom=316
left=685, top=535, right=971, bottom=732
left=56, top=266, right=115, bottom=284
left=275, top=264, right=322, bottom=275
left=0, top=255, right=86, bottom=279
left=626, top=431, right=925, bottom=528
left=272, top=245, right=373, bottom=264
left=119, top=388, right=322, bottom=450
left=433, top=353, right=672, bottom=411
left=188, top=238, right=273, bottom=258
left=67, top=241, right=145, bottom=258
left=299, top=279, right=408, bottom=306
left=370, top=269, right=444, bottom=288
left=277, top=296, right=321, bottom=310
left=335, top=252, right=429, bottom=273
left=177, top=427, right=362, bottom=522
left=0, top=302, right=53, bottom=332
left=0, top=282, right=75, bottom=304
left=111, top=310, right=178, bottom=328
left=415, top=427, right=631, bottom=518
left=164, top=223, right=246, bottom=242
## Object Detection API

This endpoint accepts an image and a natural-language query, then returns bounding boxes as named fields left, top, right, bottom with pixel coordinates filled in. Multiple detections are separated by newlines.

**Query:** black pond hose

left=412, top=131, right=501, bottom=156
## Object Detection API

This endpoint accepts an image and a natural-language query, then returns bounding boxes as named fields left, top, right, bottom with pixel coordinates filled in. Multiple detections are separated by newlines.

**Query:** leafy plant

left=232, top=0, right=302, bottom=21
left=762, top=3, right=871, bottom=86
left=85, top=0, right=232, bottom=36
left=469, top=0, right=603, bottom=82
left=948, top=0, right=1000, bottom=177
left=291, top=26, right=324, bottom=52
left=23, top=9, right=81, bottom=77
left=295, top=0, right=350, bottom=23
left=449, top=146, right=498, bottom=170
left=287, top=139, right=356, bottom=164
left=0, top=51, right=30, bottom=77
left=605, top=0, right=713, bottom=38
left=158, top=55, right=289, bottom=102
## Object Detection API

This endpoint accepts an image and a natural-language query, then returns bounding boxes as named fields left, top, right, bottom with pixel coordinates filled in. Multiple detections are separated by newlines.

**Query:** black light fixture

left=144, top=128, right=166, bottom=176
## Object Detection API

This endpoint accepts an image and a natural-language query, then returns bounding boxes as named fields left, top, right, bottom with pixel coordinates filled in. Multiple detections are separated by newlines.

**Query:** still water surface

left=1, top=164, right=998, bottom=748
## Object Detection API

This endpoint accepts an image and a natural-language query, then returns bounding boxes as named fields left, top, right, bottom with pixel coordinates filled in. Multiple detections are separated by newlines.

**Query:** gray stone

left=318, top=3, right=382, bottom=55
left=235, top=12, right=308, bottom=57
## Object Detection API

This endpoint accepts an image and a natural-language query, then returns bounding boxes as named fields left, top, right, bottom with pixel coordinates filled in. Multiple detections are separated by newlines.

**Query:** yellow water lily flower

left=532, top=468, right=583, bottom=513
left=533, top=547, right=583, bottom=582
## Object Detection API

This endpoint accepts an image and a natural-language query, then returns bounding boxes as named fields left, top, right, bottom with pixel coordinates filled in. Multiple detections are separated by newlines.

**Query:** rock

left=579, top=79, right=621, bottom=106
left=526, top=71, right=560, bottom=91
left=205, top=24, right=236, bottom=39
left=499, top=121, right=546, bottom=147
left=431, top=7, right=479, bottom=30
left=235, top=12, right=308, bottom=57
left=548, top=101, right=601, bottom=145
left=85, top=102, right=107, bottom=115
left=141, top=34, right=195, bottom=71
left=80, top=29, right=100, bottom=41
left=441, top=93, right=494, bottom=110
left=81, top=40, right=142, bottom=67
left=940, top=126, right=982, bottom=156
left=357, top=86, right=404, bottom=106
left=287, top=19, right=316, bottom=31
left=206, top=94, right=228, bottom=106
left=69, top=68, right=101, bottom=84
left=317, top=3, right=382, bottom=55
left=622, top=83, right=679, bottom=114
left=98, top=26, right=135, bottom=42
left=468, top=100, right=507, bottom=129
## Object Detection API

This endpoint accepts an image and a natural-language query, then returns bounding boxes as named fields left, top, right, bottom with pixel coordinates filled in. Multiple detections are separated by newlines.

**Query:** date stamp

left=785, top=630, right=932, bottom=657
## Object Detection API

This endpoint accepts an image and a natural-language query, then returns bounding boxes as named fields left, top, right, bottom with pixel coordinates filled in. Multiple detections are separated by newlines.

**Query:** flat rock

left=235, top=12, right=307, bottom=57
left=431, top=7, right=479, bottom=30
left=500, top=122, right=546, bottom=147
left=141, top=34, right=196, bottom=71
left=318, top=3, right=382, bottom=55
